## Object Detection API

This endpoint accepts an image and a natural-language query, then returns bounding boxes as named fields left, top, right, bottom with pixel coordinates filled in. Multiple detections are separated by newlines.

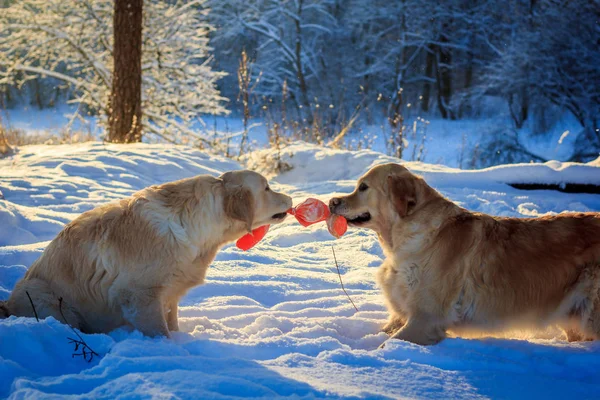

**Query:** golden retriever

left=1, top=170, right=292, bottom=337
left=329, top=163, right=600, bottom=346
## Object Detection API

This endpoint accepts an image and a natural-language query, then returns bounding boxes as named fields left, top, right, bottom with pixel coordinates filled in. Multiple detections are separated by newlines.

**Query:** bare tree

left=237, top=49, right=252, bottom=157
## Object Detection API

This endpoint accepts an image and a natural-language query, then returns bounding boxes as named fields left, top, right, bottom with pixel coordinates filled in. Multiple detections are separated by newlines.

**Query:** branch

left=331, top=246, right=359, bottom=312
left=58, top=297, right=99, bottom=363
left=25, top=291, right=39, bottom=322
left=5, top=23, right=111, bottom=87
left=0, top=63, right=106, bottom=114
left=143, top=110, right=211, bottom=145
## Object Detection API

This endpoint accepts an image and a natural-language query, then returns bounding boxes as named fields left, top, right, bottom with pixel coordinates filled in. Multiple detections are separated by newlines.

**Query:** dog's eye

left=358, top=182, right=369, bottom=192
left=265, top=185, right=271, bottom=191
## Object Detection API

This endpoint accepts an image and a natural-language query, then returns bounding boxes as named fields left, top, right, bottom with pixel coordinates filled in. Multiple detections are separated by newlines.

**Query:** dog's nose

left=329, top=197, right=342, bottom=211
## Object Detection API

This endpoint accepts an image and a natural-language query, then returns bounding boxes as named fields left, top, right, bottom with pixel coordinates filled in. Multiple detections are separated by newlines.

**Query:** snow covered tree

left=209, top=0, right=335, bottom=125
left=471, top=0, right=600, bottom=160
left=0, top=0, right=227, bottom=144
left=2, top=0, right=598, bottom=159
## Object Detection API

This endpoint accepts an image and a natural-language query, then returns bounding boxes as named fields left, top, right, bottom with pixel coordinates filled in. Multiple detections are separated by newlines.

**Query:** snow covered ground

left=1, top=142, right=600, bottom=399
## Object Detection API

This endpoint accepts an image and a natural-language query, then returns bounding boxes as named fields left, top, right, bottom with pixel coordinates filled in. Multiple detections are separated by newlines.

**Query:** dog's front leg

left=118, top=287, right=170, bottom=338
left=380, top=313, right=446, bottom=347
left=166, top=298, right=180, bottom=332
left=381, top=315, right=405, bottom=335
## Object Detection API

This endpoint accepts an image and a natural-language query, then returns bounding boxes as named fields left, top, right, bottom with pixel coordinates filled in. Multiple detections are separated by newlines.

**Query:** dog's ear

left=223, top=184, right=254, bottom=232
left=387, top=175, right=416, bottom=217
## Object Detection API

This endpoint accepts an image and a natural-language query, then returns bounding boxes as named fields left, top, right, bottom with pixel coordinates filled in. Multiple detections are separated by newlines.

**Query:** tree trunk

left=435, top=28, right=454, bottom=120
left=364, top=53, right=372, bottom=124
left=388, top=0, right=407, bottom=128
left=33, top=79, right=44, bottom=110
left=421, top=45, right=435, bottom=113
left=108, top=0, right=143, bottom=143
left=294, top=0, right=313, bottom=126
left=388, top=55, right=404, bottom=129
left=460, top=50, right=474, bottom=118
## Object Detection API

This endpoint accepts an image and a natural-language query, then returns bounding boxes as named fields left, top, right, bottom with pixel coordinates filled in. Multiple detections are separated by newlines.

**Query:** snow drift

left=1, top=142, right=600, bottom=399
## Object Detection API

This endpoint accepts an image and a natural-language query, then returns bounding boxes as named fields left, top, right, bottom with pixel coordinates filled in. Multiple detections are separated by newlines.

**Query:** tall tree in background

left=1, top=0, right=226, bottom=144
left=108, top=0, right=143, bottom=143
left=209, top=0, right=334, bottom=125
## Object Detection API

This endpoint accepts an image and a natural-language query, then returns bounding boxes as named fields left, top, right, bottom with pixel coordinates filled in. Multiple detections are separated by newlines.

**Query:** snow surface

left=1, top=142, right=600, bottom=399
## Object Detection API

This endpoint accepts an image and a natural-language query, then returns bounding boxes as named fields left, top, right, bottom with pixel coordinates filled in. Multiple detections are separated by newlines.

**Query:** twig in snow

left=58, top=297, right=99, bottom=362
left=25, top=291, right=39, bottom=322
left=331, top=245, right=359, bottom=312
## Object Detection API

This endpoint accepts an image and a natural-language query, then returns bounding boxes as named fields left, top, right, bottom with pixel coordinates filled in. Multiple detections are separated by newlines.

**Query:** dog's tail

left=0, top=301, right=10, bottom=318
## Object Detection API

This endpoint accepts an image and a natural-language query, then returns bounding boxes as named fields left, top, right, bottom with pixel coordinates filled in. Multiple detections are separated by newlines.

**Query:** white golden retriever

left=1, top=170, right=292, bottom=337
left=329, top=163, right=600, bottom=346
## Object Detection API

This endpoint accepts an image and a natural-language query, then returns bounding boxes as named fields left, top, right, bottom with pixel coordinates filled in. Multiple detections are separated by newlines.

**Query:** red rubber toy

left=236, top=198, right=347, bottom=250
left=235, top=224, right=270, bottom=251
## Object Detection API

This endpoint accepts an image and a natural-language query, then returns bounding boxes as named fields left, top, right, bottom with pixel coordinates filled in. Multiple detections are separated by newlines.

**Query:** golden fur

left=329, top=163, right=600, bottom=346
left=2, top=170, right=292, bottom=337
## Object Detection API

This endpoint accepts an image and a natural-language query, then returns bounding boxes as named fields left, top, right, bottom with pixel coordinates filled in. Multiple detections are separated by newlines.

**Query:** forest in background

left=1, top=0, right=599, bottom=165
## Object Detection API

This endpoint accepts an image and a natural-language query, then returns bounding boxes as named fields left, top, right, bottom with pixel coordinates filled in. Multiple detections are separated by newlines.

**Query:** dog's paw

left=380, top=326, right=395, bottom=335
left=381, top=318, right=405, bottom=335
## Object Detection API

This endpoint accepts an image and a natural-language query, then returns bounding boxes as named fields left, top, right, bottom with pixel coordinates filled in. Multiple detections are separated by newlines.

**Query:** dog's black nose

left=329, top=197, right=341, bottom=211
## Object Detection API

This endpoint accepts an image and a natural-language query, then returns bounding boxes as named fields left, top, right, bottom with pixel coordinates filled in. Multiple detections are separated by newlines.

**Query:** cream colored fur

left=3, top=170, right=292, bottom=337
left=330, top=163, right=600, bottom=346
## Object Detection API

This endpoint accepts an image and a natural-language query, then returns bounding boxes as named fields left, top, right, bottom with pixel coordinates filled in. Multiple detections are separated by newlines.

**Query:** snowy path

left=1, top=143, right=600, bottom=399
